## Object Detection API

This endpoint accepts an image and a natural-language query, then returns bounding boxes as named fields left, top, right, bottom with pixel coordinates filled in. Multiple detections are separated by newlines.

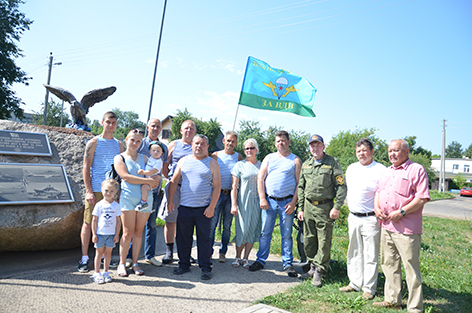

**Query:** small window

left=161, top=129, right=171, bottom=139
left=464, top=165, right=470, bottom=173
left=453, top=164, right=459, bottom=170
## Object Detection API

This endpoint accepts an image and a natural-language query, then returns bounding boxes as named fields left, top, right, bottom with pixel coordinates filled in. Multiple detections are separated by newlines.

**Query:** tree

left=112, top=108, right=146, bottom=131
left=464, top=143, right=472, bottom=159
left=169, top=108, right=223, bottom=152
left=32, top=99, right=71, bottom=127
left=235, top=119, right=310, bottom=162
left=454, top=173, right=466, bottom=190
left=0, top=0, right=32, bottom=120
left=445, top=141, right=463, bottom=158
left=325, top=128, right=389, bottom=172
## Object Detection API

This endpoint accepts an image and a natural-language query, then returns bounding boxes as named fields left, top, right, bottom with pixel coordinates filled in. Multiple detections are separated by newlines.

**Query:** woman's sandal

left=232, top=258, right=241, bottom=268
left=242, top=259, right=250, bottom=269
left=117, top=264, right=128, bottom=277
left=132, top=263, right=144, bottom=275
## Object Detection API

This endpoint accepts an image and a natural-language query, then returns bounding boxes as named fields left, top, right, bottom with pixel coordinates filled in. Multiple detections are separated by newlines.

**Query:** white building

left=431, top=158, right=472, bottom=189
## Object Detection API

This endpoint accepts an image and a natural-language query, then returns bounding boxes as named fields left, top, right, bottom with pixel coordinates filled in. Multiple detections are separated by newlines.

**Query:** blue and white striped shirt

left=90, top=136, right=121, bottom=192
left=180, top=156, right=213, bottom=207
left=265, top=153, right=297, bottom=198
left=216, top=151, right=239, bottom=190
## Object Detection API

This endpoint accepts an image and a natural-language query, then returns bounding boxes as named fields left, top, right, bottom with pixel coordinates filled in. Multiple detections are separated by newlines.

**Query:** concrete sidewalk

left=0, top=226, right=299, bottom=313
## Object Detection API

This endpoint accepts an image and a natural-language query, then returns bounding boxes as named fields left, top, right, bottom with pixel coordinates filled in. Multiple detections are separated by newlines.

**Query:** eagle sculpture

left=43, top=85, right=117, bottom=131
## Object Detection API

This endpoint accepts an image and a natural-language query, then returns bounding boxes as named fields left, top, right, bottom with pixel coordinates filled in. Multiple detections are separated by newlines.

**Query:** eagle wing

left=80, top=86, right=117, bottom=114
left=43, top=85, right=77, bottom=103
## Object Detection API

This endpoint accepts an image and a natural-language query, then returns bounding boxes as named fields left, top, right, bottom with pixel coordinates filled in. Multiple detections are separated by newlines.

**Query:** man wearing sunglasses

left=209, top=130, right=243, bottom=263
left=125, top=118, right=168, bottom=268
left=78, top=111, right=124, bottom=272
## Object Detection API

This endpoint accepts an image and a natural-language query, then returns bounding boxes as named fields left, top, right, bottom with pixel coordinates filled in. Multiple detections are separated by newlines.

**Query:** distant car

left=460, top=187, right=472, bottom=197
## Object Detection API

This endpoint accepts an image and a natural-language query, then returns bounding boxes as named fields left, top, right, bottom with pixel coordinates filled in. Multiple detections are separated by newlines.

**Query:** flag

left=238, top=56, right=317, bottom=117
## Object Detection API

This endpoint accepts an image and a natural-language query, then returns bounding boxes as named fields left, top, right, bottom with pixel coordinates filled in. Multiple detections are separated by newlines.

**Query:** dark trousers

left=176, top=205, right=212, bottom=273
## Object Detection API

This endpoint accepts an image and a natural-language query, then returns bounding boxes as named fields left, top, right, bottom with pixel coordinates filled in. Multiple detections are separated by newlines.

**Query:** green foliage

left=0, top=0, right=32, bottom=120
left=454, top=173, right=466, bottom=190
left=465, top=143, right=472, bottom=159
left=112, top=107, right=146, bottom=131
left=445, top=141, right=463, bottom=158
left=235, top=119, right=310, bottom=162
left=410, top=152, right=436, bottom=186
left=325, top=128, right=389, bottom=172
left=429, top=190, right=454, bottom=200
left=88, top=108, right=146, bottom=139
left=32, top=99, right=71, bottom=127
left=262, top=215, right=472, bottom=313
left=169, top=108, right=223, bottom=152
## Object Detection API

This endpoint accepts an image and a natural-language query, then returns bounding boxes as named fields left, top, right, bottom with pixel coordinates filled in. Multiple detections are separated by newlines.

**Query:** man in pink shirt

left=373, top=139, right=430, bottom=313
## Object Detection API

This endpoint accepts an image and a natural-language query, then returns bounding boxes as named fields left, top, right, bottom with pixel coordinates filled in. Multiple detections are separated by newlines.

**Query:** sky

left=11, top=0, right=472, bottom=155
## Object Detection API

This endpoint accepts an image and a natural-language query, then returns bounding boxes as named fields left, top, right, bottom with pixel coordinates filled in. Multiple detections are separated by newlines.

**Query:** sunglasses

left=244, top=147, right=256, bottom=151
left=128, top=129, right=144, bottom=136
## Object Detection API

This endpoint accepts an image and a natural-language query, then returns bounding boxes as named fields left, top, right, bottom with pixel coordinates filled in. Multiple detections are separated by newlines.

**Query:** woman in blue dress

left=114, top=129, right=161, bottom=277
left=230, top=138, right=262, bottom=269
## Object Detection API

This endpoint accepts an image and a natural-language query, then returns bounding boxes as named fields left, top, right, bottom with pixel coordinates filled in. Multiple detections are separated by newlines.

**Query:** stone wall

left=0, top=120, right=94, bottom=251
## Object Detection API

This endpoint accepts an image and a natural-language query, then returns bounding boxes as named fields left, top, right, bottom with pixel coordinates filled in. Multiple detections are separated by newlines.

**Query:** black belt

left=266, top=194, right=293, bottom=201
left=309, top=199, right=333, bottom=206
left=221, top=189, right=231, bottom=195
left=351, top=211, right=376, bottom=217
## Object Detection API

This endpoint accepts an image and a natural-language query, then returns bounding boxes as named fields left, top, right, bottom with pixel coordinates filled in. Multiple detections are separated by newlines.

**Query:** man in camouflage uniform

left=297, top=134, right=347, bottom=287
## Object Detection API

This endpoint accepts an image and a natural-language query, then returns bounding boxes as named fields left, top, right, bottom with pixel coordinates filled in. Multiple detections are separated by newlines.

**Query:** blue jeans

left=128, top=191, right=163, bottom=260
left=256, top=197, right=294, bottom=269
left=210, top=192, right=233, bottom=255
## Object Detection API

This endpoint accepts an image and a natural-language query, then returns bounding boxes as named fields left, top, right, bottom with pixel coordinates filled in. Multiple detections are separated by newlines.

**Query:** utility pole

left=439, top=119, right=446, bottom=192
left=42, top=52, right=62, bottom=125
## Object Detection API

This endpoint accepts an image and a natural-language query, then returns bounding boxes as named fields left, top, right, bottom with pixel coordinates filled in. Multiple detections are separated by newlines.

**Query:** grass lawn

left=156, top=191, right=471, bottom=312
left=257, top=194, right=472, bottom=313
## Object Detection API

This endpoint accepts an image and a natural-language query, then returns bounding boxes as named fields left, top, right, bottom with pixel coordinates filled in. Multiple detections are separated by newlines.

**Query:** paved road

left=423, top=195, right=472, bottom=220
left=0, top=227, right=300, bottom=313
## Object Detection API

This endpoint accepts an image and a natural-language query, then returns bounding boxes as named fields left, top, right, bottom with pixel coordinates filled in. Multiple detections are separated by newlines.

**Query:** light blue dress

left=231, top=160, right=262, bottom=246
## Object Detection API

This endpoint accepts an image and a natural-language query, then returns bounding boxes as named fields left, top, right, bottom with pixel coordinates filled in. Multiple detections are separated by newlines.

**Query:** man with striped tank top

left=210, top=130, right=243, bottom=263
left=248, top=130, right=302, bottom=278
left=159, top=120, right=196, bottom=264
left=167, top=134, right=221, bottom=280
left=78, top=111, right=124, bottom=272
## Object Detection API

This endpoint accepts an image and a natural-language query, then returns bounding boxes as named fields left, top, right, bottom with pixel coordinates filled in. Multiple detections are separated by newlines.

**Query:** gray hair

left=193, top=134, right=209, bottom=145
left=243, top=138, right=259, bottom=154
left=389, top=139, right=409, bottom=150
left=225, top=130, right=238, bottom=139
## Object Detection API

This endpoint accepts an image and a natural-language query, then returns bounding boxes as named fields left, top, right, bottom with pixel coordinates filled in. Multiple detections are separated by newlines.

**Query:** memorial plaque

left=0, top=130, right=52, bottom=156
left=0, top=163, right=74, bottom=205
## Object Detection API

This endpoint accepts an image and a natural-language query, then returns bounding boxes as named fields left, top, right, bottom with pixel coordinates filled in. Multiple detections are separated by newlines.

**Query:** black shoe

left=201, top=272, right=211, bottom=280
left=77, top=260, right=89, bottom=273
left=173, top=267, right=191, bottom=275
left=162, top=254, right=174, bottom=264
left=190, top=256, right=196, bottom=264
left=248, top=261, right=264, bottom=272
left=284, top=265, right=298, bottom=277
left=101, top=258, right=118, bottom=268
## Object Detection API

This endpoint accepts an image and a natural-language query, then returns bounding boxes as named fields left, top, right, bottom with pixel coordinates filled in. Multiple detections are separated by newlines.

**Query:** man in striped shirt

left=249, top=130, right=302, bottom=278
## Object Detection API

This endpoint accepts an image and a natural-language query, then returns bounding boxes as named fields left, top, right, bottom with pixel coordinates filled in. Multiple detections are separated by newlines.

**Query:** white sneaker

left=92, top=273, right=105, bottom=284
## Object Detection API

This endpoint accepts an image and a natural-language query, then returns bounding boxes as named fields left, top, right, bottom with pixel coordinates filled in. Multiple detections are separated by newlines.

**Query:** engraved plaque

left=0, top=163, right=74, bottom=205
left=0, top=130, right=52, bottom=156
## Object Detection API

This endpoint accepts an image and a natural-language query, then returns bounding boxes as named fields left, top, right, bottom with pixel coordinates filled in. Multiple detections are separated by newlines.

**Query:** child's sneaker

left=102, top=272, right=112, bottom=283
left=135, top=201, right=148, bottom=212
left=92, top=272, right=105, bottom=284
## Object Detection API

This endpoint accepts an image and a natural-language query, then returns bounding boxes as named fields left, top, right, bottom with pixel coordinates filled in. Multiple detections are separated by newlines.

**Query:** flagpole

left=146, top=0, right=168, bottom=135
left=232, top=103, right=240, bottom=131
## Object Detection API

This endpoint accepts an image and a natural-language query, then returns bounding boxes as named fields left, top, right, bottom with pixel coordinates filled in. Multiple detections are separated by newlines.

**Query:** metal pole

left=440, top=119, right=446, bottom=192
left=232, top=104, right=240, bottom=131
left=146, top=0, right=168, bottom=135
left=60, top=100, right=64, bottom=127
left=43, top=52, right=53, bottom=125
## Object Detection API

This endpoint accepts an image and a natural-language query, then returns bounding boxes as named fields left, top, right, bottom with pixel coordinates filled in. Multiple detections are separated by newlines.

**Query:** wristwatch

left=400, top=209, right=406, bottom=216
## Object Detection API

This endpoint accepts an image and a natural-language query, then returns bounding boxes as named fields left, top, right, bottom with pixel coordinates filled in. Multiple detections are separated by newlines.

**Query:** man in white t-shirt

left=339, top=138, right=386, bottom=300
